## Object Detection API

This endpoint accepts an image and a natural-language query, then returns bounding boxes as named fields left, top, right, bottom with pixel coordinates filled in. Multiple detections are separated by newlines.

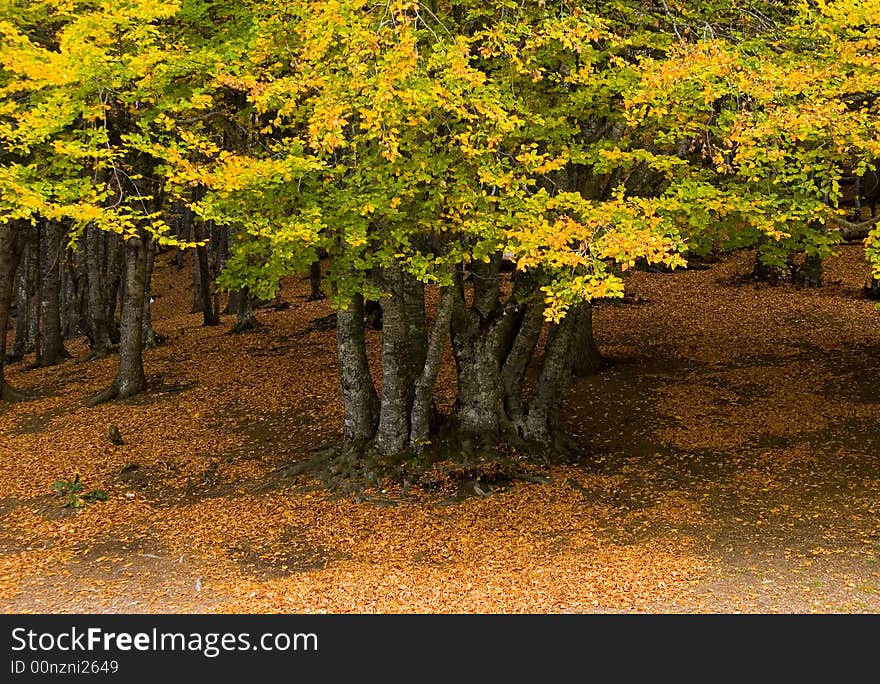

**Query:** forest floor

left=1, top=245, right=879, bottom=614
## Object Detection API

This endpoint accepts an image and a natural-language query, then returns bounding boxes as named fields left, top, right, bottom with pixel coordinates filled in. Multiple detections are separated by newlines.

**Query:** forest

left=1, top=0, right=879, bottom=613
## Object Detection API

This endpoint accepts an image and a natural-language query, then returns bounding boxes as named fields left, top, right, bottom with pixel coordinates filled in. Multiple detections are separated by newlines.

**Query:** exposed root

left=85, top=384, right=120, bottom=407
left=227, top=316, right=265, bottom=335
left=78, top=347, right=117, bottom=363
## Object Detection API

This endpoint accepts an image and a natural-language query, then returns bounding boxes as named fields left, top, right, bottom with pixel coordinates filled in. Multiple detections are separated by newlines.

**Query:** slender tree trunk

left=37, top=220, right=69, bottom=366
left=141, top=235, right=160, bottom=348
left=410, top=287, right=452, bottom=449
left=105, top=232, right=122, bottom=345
left=86, top=234, right=148, bottom=406
left=193, top=220, right=218, bottom=325
left=500, top=301, right=545, bottom=425
left=209, top=222, right=222, bottom=320
left=572, top=302, right=605, bottom=377
left=523, top=311, right=580, bottom=447
left=336, top=292, right=379, bottom=444
left=0, top=221, right=24, bottom=400
left=308, top=259, right=325, bottom=301
left=175, top=200, right=191, bottom=270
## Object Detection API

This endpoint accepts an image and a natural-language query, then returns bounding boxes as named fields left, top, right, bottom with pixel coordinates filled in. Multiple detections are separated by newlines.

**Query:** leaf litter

left=1, top=245, right=879, bottom=613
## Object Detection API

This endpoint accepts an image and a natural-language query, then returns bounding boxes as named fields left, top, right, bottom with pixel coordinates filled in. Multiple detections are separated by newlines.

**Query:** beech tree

left=0, top=0, right=194, bottom=403
left=2, top=0, right=877, bottom=482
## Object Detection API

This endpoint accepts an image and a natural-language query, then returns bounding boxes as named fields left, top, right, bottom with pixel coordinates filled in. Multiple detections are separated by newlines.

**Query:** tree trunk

left=0, top=221, right=24, bottom=400
left=336, top=292, right=379, bottom=444
left=86, top=234, right=148, bottom=406
left=375, top=267, right=415, bottom=455
left=209, top=222, right=223, bottom=320
left=308, top=259, right=325, bottom=301
left=793, top=254, right=823, bottom=288
left=175, top=200, right=191, bottom=270
left=105, top=232, right=122, bottom=345
left=228, top=287, right=261, bottom=333
left=193, top=220, right=218, bottom=325
left=522, top=310, right=580, bottom=448
left=572, top=302, right=605, bottom=377
left=141, top=234, right=160, bottom=348
left=410, top=287, right=452, bottom=449
left=500, top=301, right=545, bottom=424
left=36, top=220, right=69, bottom=366
left=84, top=224, right=116, bottom=358
left=8, top=228, right=35, bottom=363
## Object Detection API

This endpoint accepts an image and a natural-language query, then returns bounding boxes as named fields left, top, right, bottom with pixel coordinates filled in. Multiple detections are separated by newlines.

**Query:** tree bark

left=572, top=302, right=605, bottom=377
left=86, top=234, right=148, bottom=406
left=522, top=310, right=579, bottom=447
left=84, top=224, right=116, bottom=358
left=8, top=228, right=35, bottom=363
left=500, top=301, right=545, bottom=424
left=193, top=219, right=219, bottom=325
left=793, top=254, right=823, bottom=288
left=449, top=269, right=509, bottom=447
left=336, top=292, right=379, bottom=443
left=36, top=220, right=69, bottom=366
left=308, top=259, right=325, bottom=301
left=228, top=287, right=261, bottom=333
left=0, top=221, right=24, bottom=400
left=141, top=234, right=160, bottom=348
left=410, top=287, right=452, bottom=449
left=376, top=266, right=415, bottom=455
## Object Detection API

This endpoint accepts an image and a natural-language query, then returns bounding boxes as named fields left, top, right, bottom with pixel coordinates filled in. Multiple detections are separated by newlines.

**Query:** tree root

left=1, top=382, right=29, bottom=402
left=85, top=384, right=120, bottom=407
left=227, top=316, right=264, bottom=335
left=78, top=347, right=117, bottom=363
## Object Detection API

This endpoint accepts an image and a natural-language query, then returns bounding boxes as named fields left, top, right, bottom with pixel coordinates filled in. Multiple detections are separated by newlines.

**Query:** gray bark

left=336, top=292, right=379, bottom=443
left=0, top=221, right=23, bottom=400
left=410, top=287, right=453, bottom=449
left=37, top=220, right=69, bottom=366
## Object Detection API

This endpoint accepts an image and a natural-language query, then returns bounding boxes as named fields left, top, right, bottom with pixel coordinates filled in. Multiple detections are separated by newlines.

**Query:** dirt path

left=1, top=246, right=878, bottom=613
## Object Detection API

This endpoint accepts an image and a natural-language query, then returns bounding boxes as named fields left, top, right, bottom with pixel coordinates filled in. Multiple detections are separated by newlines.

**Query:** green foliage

left=52, top=475, right=108, bottom=509
left=3, top=0, right=879, bottom=312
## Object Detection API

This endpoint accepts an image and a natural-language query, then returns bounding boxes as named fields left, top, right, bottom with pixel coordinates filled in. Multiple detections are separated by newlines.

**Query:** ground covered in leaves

left=1, top=245, right=879, bottom=613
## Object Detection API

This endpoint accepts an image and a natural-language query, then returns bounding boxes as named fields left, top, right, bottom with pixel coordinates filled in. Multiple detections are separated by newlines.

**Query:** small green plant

left=52, top=475, right=108, bottom=508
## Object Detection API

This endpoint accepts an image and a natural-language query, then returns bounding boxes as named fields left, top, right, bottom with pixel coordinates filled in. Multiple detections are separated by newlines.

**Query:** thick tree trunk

left=228, top=287, right=261, bottom=333
left=793, top=254, right=823, bottom=288
left=8, top=228, right=35, bottom=363
left=336, top=292, right=379, bottom=443
left=86, top=235, right=148, bottom=406
left=36, top=220, right=69, bottom=366
left=0, top=221, right=24, bottom=400
left=572, top=302, right=605, bottom=377
left=61, top=241, right=85, bottom=340
left=375, top=267, right=416, bottom=455
left=84, top=225, right=116, bottom=358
